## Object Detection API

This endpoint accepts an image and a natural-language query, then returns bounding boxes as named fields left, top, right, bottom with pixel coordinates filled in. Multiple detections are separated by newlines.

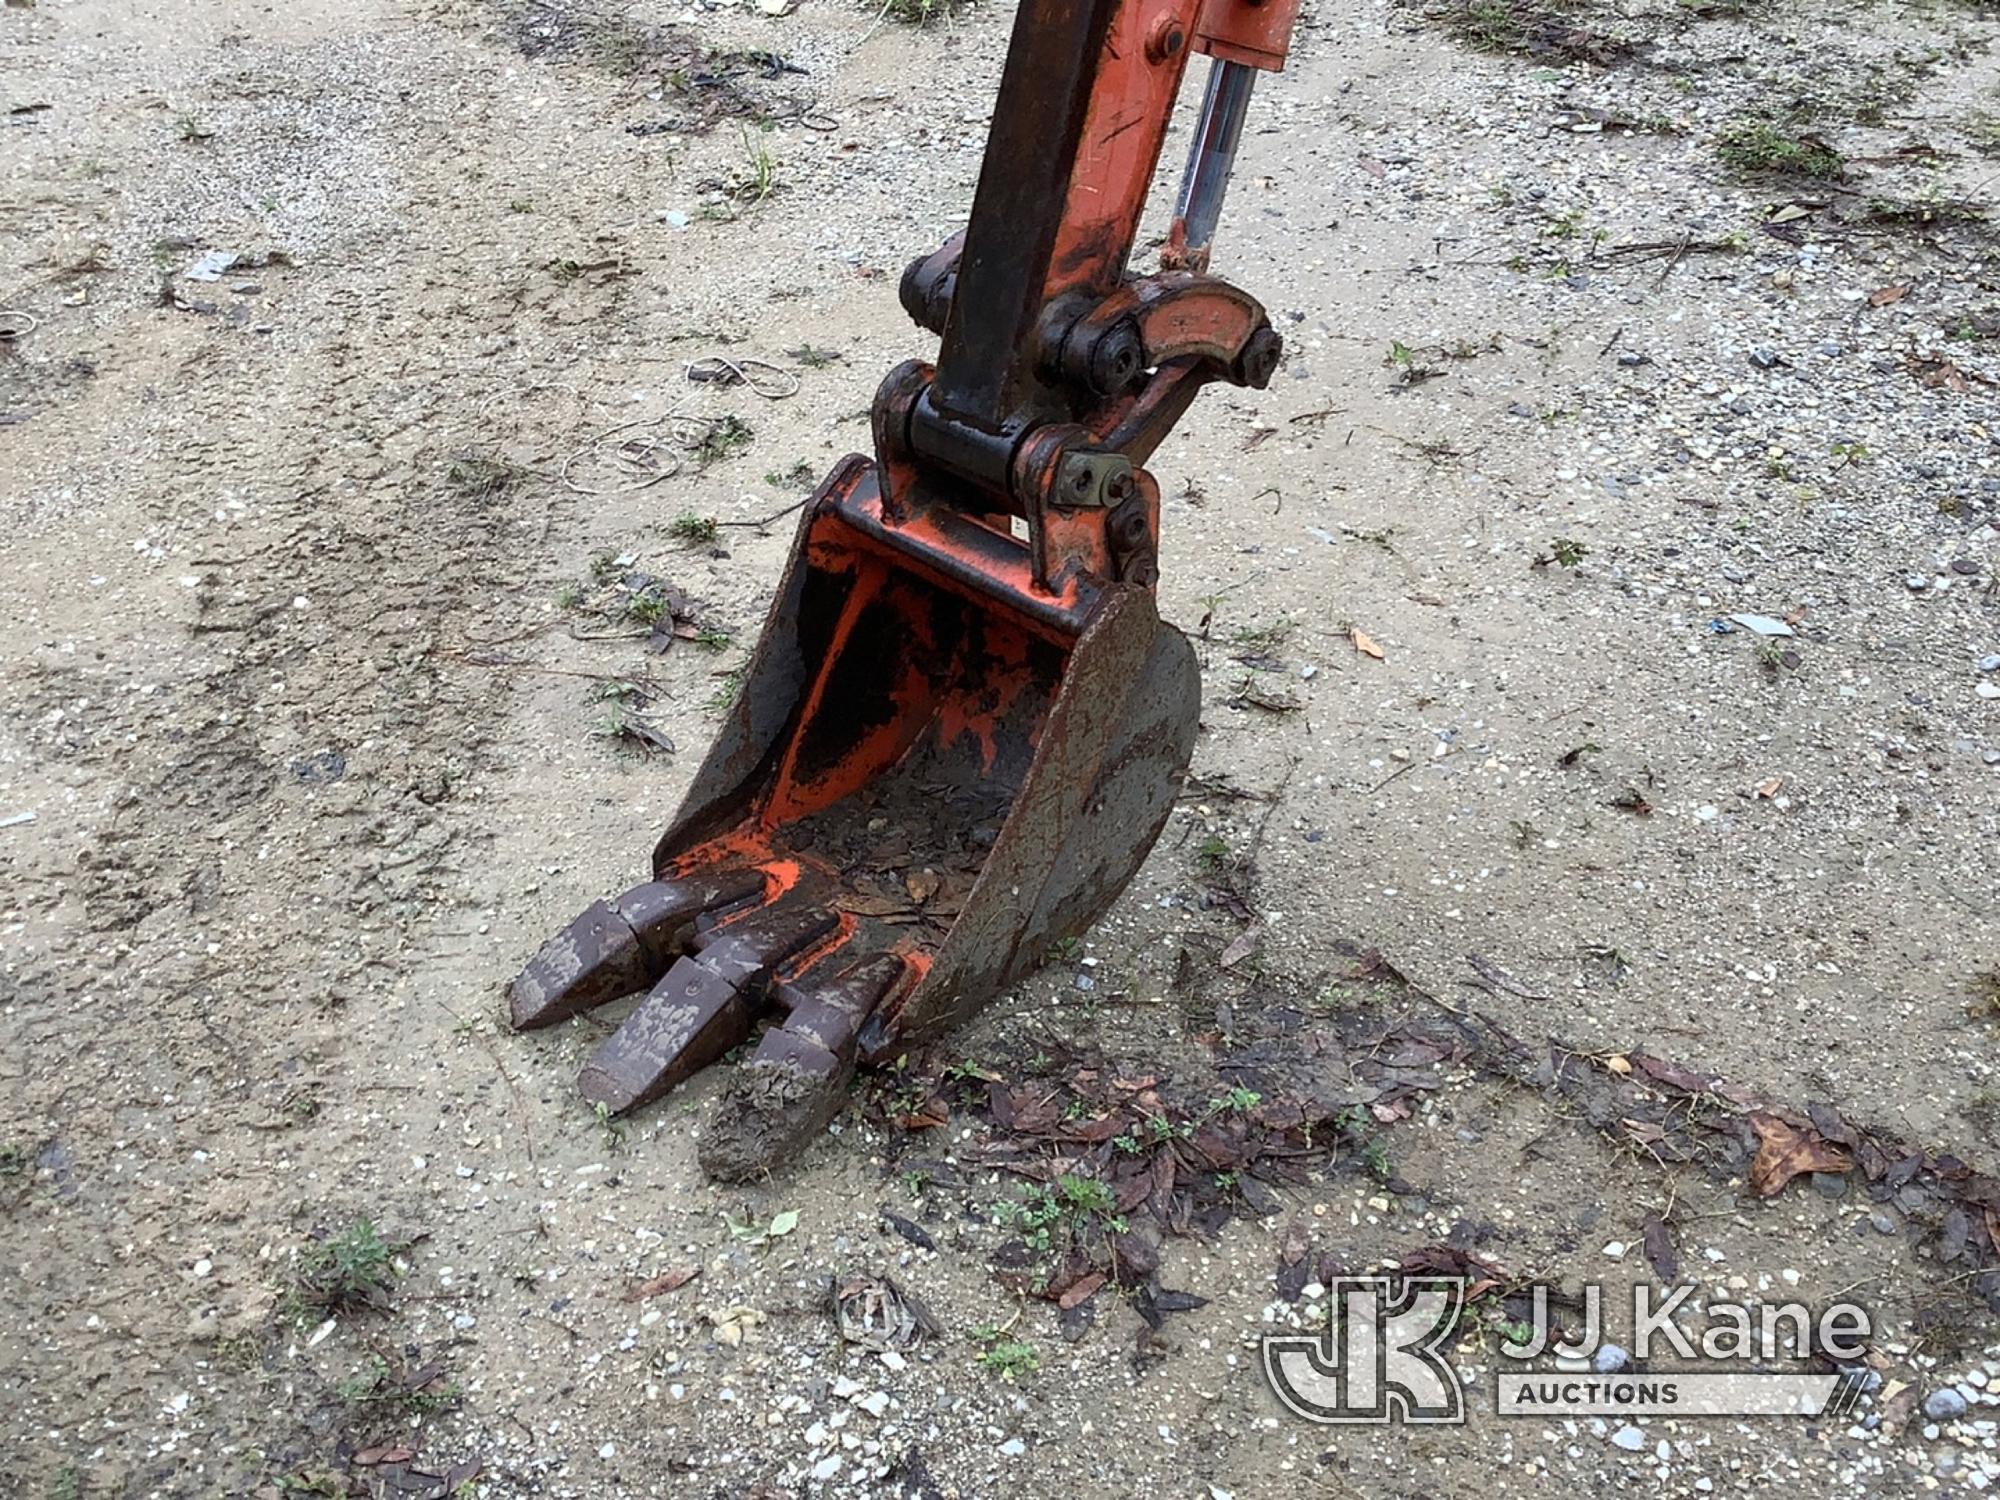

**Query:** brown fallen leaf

left=1879, top=1379, right=1917, bottom=1432
left=1350, top=626, right=1385, bottom=660
left=1640, top=1213, right=1678, bottom=1281
left=624, top=1264, right=701, bottom=1301
left=1058, top=1270, right=1107, bottom=1310
left=1907, top=353, right=1991, bottom=393
left=352, top=1446, right=418, bottom=1467
left=1754, top=776, right=1784, bottom=799
left=1748, top=1111, right=1852, bottom=1196
left=1219, top=922, right=1262, bottom=970
left=1868, top=284, right=1908, bottom=307
left=905, top=868, right=941, bottom=904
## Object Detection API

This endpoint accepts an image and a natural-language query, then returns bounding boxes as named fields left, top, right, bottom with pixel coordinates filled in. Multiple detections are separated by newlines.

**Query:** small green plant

left=706, top=666, right=746, bottom=714
left=1543, top=536, right=1588, bottom=568
left=1543, top=207, right=1586, bottom=241
left=970, top=1324, right=1039, bottom=1379
left=1386, top=340, right=1441, bottom=386
left=1195, top=834, right=1231, bottom=869
left=336, top=1354, right=461, bottom=1418
left=556, top=582, right=585, bottom=610
left=692, top=625, right=733, bottom=651
left=624, top=587, right=676, bottom=626
left=174, top=112, right=213, bottom=142
left=1830, top=440, right=1869, bottom=469
left=292, top=1218, right=405, bottom=1317
left=1450, top=0, right=1527, bottom=52
left=788, top=344, right=841, bottom=368
left=669, top=512, right=720, bottom=546
left=592, top=1096, right=625, bottom=1154
left=274, top=1471, right=349, bottom=1497
left=764, top=459, right=817, bottom=489
left=692, top=414, right=755, bottom=467
left=884, top=0, right=973, bottom=25
left=724, top=1207, right=801, bottom=1245
left=508, top=198, right=534, bottom=214
left=737, top=126, right=780, bottom=205
left=995, top=1174, right=1127, bottom=1267
left=550, top=257, right=583, bottom=284
left=1716, top=118, right=1843, bottom=179
left=1360, top=1138, right=1394, bottom=1183
left=0, top=1142, right=29, bottom=1177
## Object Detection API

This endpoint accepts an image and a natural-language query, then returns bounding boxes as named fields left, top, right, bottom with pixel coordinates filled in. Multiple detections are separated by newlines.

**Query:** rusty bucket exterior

left=512, top=454, right=1197, bottom=1177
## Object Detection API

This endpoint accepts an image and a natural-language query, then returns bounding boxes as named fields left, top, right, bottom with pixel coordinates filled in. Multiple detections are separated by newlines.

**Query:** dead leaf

left=905, top=869, right=940, bottom=904
left=624, top=1264, right=700, bottom=1301
left=1641, top=1214, right=1678, bottom=1281
left=1058, top=1271, right=1107, bottom=1310
left=1621, top=1117, right=1666, bottom=1146
left=352, top=1446, right=418, bottom=1467
left=1907, top=353, right=1991, bottom=393
left=1350, top=626, right=1385, bottom=660
left=1868, top=284, right=1908, bottom=307
left=1754, top=776, right=1784, bottom=798
left=1748, top=1111, right=1852, bottom=1196
left=1397, top=1245, right=1508, bottom=1301
left=1880, top=1378, right=1917, bottom=1432
left=1219, top=923, right=1262, bottom=969
left=1605, top=1055, right=1632, bottom=1075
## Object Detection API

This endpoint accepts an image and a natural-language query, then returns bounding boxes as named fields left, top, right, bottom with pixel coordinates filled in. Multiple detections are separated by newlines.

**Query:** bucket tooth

left=578, top=956, right=756, bottom=1116
left=698, top=952, right=907, bottom=1181
left=508, top=871, right=764, bottom=1031
left=577, top=898, right=842, bottom=1116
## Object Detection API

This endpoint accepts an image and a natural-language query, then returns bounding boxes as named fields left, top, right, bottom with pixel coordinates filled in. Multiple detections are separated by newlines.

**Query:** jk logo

left=1262, top=1276, right=1467, bottom=1425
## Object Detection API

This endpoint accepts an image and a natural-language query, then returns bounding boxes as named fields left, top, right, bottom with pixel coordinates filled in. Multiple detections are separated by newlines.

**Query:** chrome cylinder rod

left=1166, top=57, right=1257, bottom=272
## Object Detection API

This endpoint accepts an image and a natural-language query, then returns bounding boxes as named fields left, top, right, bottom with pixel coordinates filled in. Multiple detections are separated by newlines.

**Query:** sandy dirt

left=4, top=0, right=2000, bottom=1495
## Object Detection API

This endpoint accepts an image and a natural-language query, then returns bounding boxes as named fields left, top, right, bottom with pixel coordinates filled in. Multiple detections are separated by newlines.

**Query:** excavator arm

left=511, top=0, right=1301, bottom=1179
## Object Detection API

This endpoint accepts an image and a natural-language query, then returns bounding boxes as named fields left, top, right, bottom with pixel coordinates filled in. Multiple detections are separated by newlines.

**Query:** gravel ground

left=4, top=0, right=2000, bottom=1495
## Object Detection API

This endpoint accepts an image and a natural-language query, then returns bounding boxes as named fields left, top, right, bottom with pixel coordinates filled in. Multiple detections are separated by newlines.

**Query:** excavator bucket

left=512, top=455, right=1198, bottom=1177
left=509, top=0, right=1299, bottom=1177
